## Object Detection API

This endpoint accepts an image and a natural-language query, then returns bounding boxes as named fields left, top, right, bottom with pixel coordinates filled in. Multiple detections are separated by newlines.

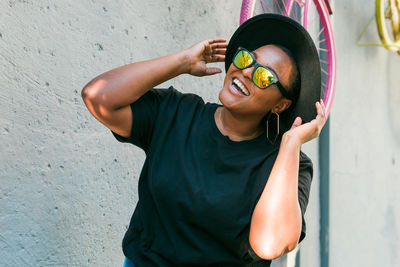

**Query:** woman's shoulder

left=152, top=86, right=210, bottom=106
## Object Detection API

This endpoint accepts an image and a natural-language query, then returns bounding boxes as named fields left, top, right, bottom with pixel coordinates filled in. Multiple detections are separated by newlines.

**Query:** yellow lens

left=253, top=67, right=275, bottom=88
left=233, top=50, right=253, bottom=69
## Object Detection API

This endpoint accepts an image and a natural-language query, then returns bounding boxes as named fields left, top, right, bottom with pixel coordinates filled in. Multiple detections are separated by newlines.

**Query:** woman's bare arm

left=81, top=39, right=226, bottom=137
left=249, top=100, right=327, bottom=260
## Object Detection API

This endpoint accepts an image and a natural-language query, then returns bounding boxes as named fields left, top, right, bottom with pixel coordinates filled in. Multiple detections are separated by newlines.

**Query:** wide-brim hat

left=225, top=13, right=321, bottom=132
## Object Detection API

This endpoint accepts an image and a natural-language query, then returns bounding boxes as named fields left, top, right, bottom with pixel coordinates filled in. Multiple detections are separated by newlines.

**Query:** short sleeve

left=110, top=87, right=180, bottom=151
left=297, top=151, right=313, bottom=243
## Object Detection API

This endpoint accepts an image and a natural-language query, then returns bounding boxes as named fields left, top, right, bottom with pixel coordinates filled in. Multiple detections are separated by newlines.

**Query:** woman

left=82, top=14, right=326, bottom=266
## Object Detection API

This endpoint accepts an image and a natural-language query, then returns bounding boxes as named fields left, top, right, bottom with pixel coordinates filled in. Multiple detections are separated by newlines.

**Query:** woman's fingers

left=208, top=38, right=227, bottom=43
left=202, top=39, right=227, bottom=61
left=320, top=99, right=326, bottom=118
left=208, top=40, right=228, bottom=54
left=208, top=39, right=222, bottom=43
left=290, top=117, right=302, bottom=129
left=211, top=42, right=228, bottom=49
left=213, top=48, right=227, bottom=55
left=205, top=39, right=227, bottom=53
left=211, top=55, right=225, bottom=62
left=204, top=48, right=226, bottom=58
left=317, top=100, right=327, bottom=123
left=313, top=100, right=328, bottom=136
left=205, top=50, right=226, bottom=62
left=204, top=55, right=225, bottom=63
left=204, top=67, right=222, bottom=75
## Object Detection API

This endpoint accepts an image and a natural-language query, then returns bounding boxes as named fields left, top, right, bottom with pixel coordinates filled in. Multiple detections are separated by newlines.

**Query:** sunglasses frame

left=232, top=47, right=293, bottom=100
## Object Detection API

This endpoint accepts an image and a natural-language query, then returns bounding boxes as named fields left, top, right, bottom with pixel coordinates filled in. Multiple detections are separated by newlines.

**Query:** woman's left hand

left=283, top=99, right=328, bottom=146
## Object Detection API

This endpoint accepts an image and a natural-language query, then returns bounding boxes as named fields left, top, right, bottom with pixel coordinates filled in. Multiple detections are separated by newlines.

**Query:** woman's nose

left=241, top=66, right=254, bottom=80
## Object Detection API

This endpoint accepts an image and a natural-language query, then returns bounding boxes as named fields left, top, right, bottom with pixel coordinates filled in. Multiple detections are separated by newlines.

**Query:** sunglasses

left=232, top=47, right=293, bottom=100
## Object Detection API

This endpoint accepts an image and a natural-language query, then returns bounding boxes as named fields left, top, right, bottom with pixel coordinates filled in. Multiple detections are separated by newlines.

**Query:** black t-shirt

left=111, top=87, right=313, bottom=267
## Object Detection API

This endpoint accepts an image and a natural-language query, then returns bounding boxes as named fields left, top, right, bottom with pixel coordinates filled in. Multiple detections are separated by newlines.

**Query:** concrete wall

left=1, top=0, right=399, bottom=267
left=0, top=1, right=241, bottom=266
left=330, top=1, right=400, bottom=266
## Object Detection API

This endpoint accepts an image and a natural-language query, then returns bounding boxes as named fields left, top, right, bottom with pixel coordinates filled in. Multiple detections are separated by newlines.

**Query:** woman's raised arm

left=81, top=39, right=227, bottom=137
left=249, top=100, right=327, bottom=260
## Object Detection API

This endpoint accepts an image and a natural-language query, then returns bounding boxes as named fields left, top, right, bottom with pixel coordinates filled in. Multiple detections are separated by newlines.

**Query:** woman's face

left=219, top=44, right=295, bottom=119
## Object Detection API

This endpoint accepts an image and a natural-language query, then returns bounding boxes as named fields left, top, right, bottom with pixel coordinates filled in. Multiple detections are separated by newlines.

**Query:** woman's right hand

left=183, top=39, right=228, bottom=77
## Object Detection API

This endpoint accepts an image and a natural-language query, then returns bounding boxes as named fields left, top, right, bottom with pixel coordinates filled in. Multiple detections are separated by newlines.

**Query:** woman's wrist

left=178, top=49, right=195, bottom=75
left=281, top=132, right=302, bottom=151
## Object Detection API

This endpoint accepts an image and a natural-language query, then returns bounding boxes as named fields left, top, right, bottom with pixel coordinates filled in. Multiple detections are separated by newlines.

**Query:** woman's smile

left=231, top=77, right=250, bottom=96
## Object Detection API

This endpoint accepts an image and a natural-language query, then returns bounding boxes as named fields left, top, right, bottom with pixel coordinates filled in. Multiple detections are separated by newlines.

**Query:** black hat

left=225, top=13, right=321, bottom=132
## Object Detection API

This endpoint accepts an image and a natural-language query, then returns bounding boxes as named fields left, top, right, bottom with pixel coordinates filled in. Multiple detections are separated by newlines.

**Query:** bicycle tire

left=240, top=0, right=336, bottom=117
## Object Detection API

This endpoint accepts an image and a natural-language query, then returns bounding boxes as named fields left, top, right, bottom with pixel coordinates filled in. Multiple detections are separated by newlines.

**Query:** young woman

left=82, top=14, right=326, bottom=267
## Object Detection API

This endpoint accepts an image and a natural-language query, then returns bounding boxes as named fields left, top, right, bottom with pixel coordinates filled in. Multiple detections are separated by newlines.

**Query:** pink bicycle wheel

left=240, top=0, right=336, bottom=117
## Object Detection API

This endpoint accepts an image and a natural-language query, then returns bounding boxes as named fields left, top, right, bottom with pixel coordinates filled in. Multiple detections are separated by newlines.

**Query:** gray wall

left=1, top=0, right=399, bottom=267
left=330, top=1, right=400, bottom=266
left=0, top=1, right=241, bottom=266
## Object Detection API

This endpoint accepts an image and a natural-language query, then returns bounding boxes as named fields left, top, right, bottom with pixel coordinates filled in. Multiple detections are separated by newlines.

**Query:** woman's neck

left=215, top=107, right=265, bottom=142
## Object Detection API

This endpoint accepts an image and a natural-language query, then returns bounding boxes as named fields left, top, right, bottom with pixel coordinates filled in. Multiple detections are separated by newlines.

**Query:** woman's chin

left=218, top=86, right=242, bottom=110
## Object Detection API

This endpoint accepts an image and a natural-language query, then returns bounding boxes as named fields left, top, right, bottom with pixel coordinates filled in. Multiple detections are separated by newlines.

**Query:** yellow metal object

left=376, top=0, right=400, bottom=53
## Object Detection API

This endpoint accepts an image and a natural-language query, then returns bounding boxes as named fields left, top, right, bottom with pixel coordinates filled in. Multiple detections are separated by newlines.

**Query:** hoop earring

left=266, top=112, right=279, bottom=144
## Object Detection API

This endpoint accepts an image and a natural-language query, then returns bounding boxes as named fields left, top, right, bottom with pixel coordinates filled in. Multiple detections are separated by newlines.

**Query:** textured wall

left=331, top=1, right=400, bottom=266
left=5, top=1, right=398, bottom=267
left=0, top=1, right=242, bottom=266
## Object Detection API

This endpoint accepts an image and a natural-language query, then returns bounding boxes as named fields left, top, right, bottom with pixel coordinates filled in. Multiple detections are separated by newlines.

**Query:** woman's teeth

left=233, top=78, right=249, bottom=96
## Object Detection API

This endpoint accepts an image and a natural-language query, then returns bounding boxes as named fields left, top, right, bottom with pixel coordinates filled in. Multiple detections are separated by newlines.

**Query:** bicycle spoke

left=275, top=0, right=284, bottom=14
left=259, top=0, right=268, bottom=13
left=317, top=27, right=325, bottom=38
left=322, top=85, right=327, bottom=96
left=280, top=0, right=288, bottom=15
left=294, top=0, right=305, bottom=8
left=307, top=16, right=318, bottom=30
left=261, top=0, right=272, bottom=13
left=296, top=2, right=303, bottom=23
left=292, top=2, right=299, bottom=22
